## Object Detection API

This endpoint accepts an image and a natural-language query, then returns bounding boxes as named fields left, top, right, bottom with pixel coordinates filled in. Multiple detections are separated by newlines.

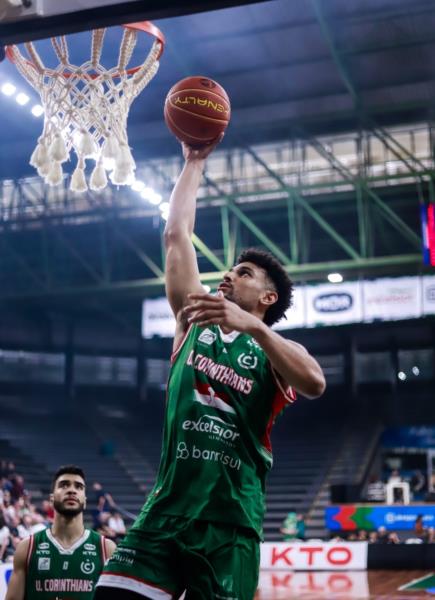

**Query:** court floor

left=255, top=570, right=435, bottom=599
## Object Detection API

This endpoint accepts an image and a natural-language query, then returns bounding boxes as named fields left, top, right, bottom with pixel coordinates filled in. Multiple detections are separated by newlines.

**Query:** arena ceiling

left=0, top=0, right=433, bottom=323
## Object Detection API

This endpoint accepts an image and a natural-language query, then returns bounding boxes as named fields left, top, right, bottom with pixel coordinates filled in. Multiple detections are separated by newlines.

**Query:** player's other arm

left=250, top=321, right=325, bottom=399
left=164, top=141, right=222, bottom=345
left=104, top=538, right=116, bottom=560
left=5, top=537, right=30, bottom=600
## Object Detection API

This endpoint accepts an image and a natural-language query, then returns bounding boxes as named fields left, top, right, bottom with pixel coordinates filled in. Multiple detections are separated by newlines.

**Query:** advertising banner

left=363, top=276, right=421, bottom=321
left=0, top=564, right=12, bottom=600
left=260, top=542, right=368, bottom=571
left=142, top=296, right=175, bottom=339
left=273, top=286, right=306, bottom=330
left=305, top=281, right=362, bottom=327
left=382, top=426, right=435, bottom=449
left=326, top=504, right=435, bottom=531
left=142, top=275, right=435, bottom=338
left=422, top=275, right=435, bottom=315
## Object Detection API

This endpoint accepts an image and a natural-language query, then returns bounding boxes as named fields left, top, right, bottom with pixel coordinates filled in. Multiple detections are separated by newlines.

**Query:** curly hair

left=236, top=248, right=293, bottom=326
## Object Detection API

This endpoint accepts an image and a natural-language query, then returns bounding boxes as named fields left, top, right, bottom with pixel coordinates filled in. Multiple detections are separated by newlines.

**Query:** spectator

left=0, top=514, right=10, bottom=563
left=9, top=474, right=25, bottom=502
left=365, top=474, right=386, bottom=503
left=93, top=482, right=115, bottom=513
left=410, top=470, right=426, bottom=501
left=95, top=511, right=117, bottom=541
left=368, top=531, right=378, bottom=543
left=17, top=514, right=33, bottom=539
left=376, top=526, right=389, bottom=544
left=40, top=499, right=55, bottom=524
left=108, top=511, right=126, bottom=542
left=387, top=532, right=401, bottom=544
left=388, top=469, right=402, bottom=484
left=2, top=491, right=17, bottom=525
left=280, top=511, right=305, bottom=541
left=357, top=529, right=368, bottom=541
left=413, top=514, right=430, bottom=542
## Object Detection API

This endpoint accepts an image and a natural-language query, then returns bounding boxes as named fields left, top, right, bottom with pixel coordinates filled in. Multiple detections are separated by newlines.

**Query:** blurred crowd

left=0, top=459, right=53, bottom=563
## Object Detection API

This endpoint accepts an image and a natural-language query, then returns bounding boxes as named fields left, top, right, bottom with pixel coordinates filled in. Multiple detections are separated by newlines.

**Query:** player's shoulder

left=14, top=536, right=32, bottom=565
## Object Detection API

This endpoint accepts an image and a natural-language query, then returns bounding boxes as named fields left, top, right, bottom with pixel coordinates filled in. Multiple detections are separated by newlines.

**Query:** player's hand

left=182, top=133, right=224, bottom=161
left=183, top=290, right=258, bottom=333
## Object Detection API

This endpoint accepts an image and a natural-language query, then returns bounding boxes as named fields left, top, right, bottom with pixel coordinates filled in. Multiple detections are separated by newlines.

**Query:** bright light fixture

left=141, top=187, right=162, bottom=205
left=31, top=104, right=44, bottom=117
left=397, top=371, right=406, bottom=381
left=1, top=82, right=16, bottom=96
left=328, top=273, right=343, bottom=283
left=16, top=92, right=30, bottom=106
left=412, top=366, right=420, bottom=376
left=131, top=180, right=145, bottom=192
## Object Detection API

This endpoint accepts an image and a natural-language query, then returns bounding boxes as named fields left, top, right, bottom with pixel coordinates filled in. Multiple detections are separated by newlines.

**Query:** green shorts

left=97, top=514, right=260, bottom=600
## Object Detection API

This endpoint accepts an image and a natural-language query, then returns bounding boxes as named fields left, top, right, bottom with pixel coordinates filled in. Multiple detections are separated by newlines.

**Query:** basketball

left=164, top=76, right=231, bottom=147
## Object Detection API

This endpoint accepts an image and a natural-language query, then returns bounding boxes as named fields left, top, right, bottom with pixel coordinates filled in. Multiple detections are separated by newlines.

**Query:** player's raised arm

left=5, top=537, right=30, bottom=600
left=164, top=140, right=222, bottom=336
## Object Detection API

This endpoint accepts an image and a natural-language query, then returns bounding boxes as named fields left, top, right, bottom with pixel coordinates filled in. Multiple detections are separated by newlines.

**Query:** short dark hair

left=52, top=465, right=86, bottom=491
left=236, top=248, right=293, bottom=326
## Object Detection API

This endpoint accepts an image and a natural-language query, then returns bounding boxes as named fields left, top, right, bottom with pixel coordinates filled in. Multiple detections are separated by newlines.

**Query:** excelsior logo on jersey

left=187, top=350, right=253, bottom=395
left=182, top=414, right=240, bottom=445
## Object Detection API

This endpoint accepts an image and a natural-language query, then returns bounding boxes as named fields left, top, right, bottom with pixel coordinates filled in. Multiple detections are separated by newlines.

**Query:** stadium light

left=15, top=92, right=30, bottom=105
left=141, top=187, right=162, bottom=205
left=1, top=82, right=16, bottom=96
left=31, top=104, right=44, bottom=117
left=328, top=273, right=343, bottom=283
left=131, top=179, right=145, bottom=192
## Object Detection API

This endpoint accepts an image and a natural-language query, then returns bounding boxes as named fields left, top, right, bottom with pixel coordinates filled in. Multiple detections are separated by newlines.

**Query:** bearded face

left=51, top=474, right=86, bottom=518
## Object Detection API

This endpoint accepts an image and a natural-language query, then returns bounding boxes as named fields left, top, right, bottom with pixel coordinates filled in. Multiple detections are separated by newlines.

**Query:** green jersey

left=25, top=528, right=106, bottom=599
left=135, top=323, right=295, bottom=538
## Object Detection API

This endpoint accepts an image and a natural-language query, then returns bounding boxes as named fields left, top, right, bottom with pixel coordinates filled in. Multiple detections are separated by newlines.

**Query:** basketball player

left=5, top=465, right=116, bottom=600
left=95, top=139, right=325, bottom=600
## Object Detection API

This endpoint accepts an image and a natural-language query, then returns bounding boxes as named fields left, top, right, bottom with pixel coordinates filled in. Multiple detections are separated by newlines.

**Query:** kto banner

left=326, top=504, right=435, bottom=531
left=260, top=542, right=368, bottom=571
left=142, top=275, right=435, bottom=337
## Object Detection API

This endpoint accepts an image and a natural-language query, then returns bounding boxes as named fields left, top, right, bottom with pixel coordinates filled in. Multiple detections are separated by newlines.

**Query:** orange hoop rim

left=5, top=20, right=165, bottom=80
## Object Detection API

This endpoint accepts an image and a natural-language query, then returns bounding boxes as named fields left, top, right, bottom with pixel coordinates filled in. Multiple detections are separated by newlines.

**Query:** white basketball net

left=8, top=27, right=163, bottom=192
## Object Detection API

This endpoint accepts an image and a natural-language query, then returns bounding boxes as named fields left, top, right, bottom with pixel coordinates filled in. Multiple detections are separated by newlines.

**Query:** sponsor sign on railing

left=142, top=275, right=435, bottom=337
left=326, top=504, right=435, bottom=531
left=0, top=564, right=12, bottom=600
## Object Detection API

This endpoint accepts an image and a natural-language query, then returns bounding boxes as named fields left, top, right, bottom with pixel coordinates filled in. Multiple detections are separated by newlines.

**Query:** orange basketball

left=164, top=76, right=231, bottom=147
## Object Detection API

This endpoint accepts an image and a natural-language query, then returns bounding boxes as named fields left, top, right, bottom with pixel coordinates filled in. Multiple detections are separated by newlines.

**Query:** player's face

left=51, top=474, right=86, bottom=517
left=218, top=261, right=276, bottom=313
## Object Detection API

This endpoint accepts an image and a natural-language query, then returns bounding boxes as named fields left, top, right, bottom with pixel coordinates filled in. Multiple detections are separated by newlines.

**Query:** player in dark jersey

left=5, top=465, right=116, bottom=600
left=95, top=140, right=325, bottom=600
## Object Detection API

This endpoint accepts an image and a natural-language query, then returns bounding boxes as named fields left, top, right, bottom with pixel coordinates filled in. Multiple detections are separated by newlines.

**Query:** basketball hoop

left=5, top=22, right=165, bottom=192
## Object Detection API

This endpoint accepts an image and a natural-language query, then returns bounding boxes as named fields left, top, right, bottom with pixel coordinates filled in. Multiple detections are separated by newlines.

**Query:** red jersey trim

left=271, top=367, right=296, bottom=403
left=26, top=534, right=34, bottom=569
left=170, top=323, right=193, bottom=363
left=261, top=368, right=296, bottom=453
left=100, top=535, right=107, bottom=563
